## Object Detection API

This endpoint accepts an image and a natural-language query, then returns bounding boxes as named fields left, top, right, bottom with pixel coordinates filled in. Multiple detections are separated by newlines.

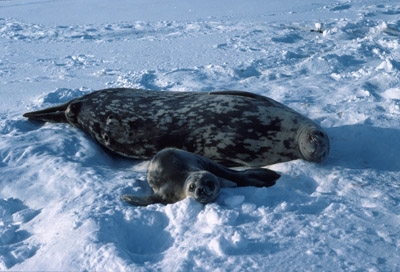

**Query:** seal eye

left=189, top=184, right=195, bottom=192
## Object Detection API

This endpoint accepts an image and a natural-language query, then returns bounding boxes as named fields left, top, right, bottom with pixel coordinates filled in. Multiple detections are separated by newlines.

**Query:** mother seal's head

left=296, top=124, right=330, bottom=163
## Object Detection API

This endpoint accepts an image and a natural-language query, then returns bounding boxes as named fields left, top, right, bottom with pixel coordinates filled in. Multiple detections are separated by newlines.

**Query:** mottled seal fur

left=121, top=148, right=279, bottom=206
left=23, top=88, right=329, bottom=167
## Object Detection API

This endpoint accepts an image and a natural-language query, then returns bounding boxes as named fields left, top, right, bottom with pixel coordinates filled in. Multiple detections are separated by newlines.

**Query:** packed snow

left=1, top=0, right=400, bottom=270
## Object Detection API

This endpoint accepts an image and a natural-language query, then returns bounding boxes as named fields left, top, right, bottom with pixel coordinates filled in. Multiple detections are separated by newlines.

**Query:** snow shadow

left=326, top=124, right=400, bottom=171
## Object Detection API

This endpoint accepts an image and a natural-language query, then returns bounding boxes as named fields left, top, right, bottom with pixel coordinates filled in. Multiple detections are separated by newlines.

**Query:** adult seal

left=23, top=88, right=330, bottom=167
left=121, top=148, right=280, bottom=206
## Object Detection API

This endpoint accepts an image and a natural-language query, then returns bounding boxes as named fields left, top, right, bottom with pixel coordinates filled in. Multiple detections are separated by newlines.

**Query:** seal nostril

left=196, top=187, right=206, bottom=196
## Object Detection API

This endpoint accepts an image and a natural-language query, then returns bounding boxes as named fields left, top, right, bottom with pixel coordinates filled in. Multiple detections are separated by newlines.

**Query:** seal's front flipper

left=239, top=168, right=280, bottom=187
left=121, top=194, right=166, bottom=206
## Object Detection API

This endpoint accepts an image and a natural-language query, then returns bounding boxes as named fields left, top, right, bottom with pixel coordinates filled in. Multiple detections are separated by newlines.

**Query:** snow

left=1, top=0, right=400, bottom=270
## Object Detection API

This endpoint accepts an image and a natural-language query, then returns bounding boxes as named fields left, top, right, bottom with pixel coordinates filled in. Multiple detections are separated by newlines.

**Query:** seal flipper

left=23, top=102, right=69, bottom=123
left=121, top=194, right=166, bottom=206
left=202, top=155, right=280, bottom=188
left=239, top=168, right=280, bottom=187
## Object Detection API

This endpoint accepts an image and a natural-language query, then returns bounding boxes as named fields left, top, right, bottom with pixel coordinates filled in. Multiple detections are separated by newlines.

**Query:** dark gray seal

left=121, top=148, right=280, bottom=206
left=23, top=88, right=329, bottom=167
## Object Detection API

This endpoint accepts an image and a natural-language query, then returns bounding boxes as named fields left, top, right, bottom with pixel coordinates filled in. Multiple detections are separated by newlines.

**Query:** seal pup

left=121, top=148, right=280, bottom=206
left=23, top=88, right=330, bottom=167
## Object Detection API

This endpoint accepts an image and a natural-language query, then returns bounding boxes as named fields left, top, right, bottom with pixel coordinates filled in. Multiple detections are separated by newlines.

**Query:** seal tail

left=23, top=102, right=69, bottom=123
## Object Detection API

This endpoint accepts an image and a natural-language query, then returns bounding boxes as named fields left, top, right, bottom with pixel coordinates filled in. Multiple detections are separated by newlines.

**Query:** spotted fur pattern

left=27, top=88, right=330, bottom=167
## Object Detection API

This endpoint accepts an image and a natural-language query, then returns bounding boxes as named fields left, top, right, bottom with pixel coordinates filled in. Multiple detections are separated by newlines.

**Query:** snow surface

left=1, top=0, right=400, bottom=270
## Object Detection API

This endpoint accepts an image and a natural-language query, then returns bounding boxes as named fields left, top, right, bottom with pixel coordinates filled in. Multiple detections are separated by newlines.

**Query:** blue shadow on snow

left=326, top=124, right=400, bottom=171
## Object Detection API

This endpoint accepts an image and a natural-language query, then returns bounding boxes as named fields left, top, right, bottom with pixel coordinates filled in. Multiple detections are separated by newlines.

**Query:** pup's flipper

left=239, top=168, right=280, bottom=187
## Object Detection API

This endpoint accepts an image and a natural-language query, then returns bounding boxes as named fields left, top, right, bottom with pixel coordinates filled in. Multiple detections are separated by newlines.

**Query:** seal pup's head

left=184, top=171, right=236, bottom=204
